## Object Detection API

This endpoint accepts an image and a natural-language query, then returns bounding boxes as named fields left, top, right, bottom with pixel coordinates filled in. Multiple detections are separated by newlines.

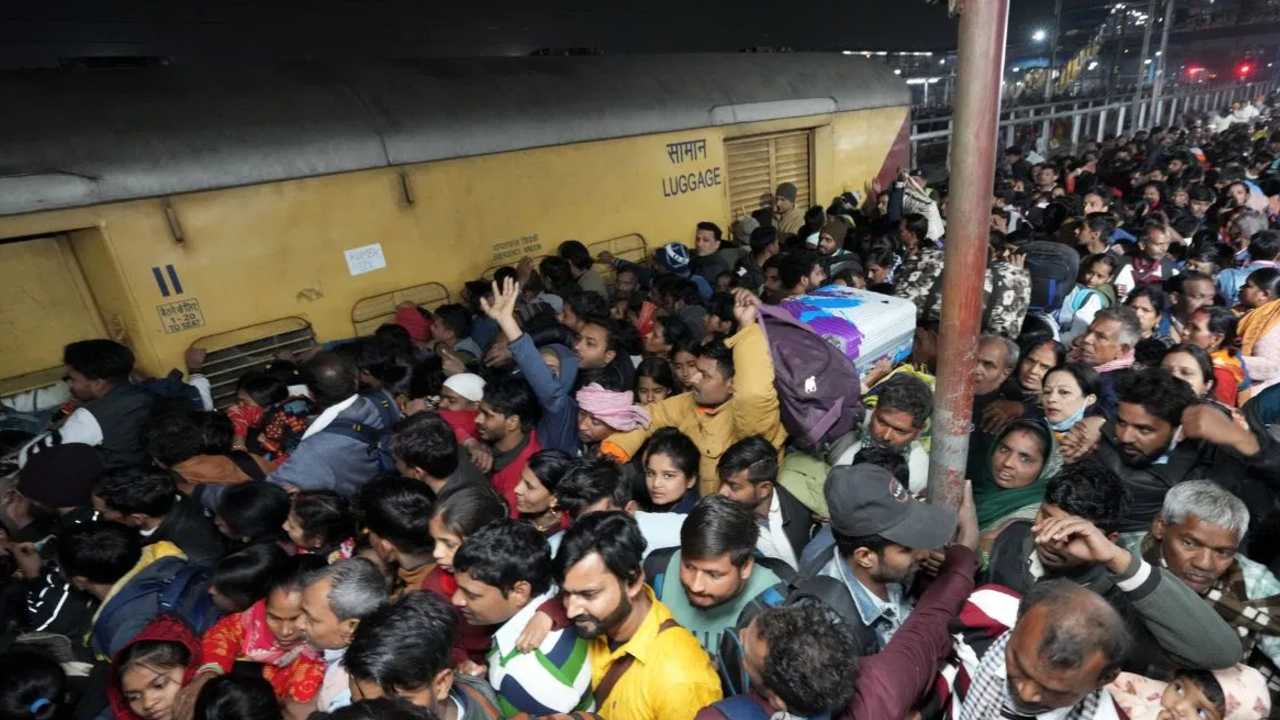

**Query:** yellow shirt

left=588, top=587, right=722, bottom=720
left=607, top=324, right=786, bottom=496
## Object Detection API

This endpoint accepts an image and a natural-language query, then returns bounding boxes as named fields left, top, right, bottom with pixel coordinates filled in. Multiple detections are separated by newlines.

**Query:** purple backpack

left=756, top=304, right=865, bottom=452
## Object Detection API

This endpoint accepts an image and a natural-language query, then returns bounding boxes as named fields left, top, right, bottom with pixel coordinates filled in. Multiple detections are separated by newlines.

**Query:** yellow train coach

left=0, top=54, right=909, bottom=406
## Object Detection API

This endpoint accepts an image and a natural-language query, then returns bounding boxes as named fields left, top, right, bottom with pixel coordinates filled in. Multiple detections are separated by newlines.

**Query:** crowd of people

left=3, top=90, right=1280, bottom=720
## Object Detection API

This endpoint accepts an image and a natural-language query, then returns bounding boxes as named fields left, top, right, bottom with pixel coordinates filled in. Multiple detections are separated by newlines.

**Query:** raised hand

left=1031, top=513, right=1130, bottom=573
left=953, top=480, right=979, bottom=551
left=480, top=277, right=520, bottom=323
left=731, top=287, right=761, bottom=327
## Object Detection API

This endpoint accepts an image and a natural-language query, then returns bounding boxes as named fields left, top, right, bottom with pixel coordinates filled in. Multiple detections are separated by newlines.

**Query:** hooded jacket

left=510, top=335, right=580, bottom=454
left=107, top=615, right=203, bottom=720
left=267, top=395, right=388, bottom=497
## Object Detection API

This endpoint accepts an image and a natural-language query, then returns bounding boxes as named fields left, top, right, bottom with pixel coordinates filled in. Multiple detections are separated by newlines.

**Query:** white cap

left=443, top=373, right=486, bottom=402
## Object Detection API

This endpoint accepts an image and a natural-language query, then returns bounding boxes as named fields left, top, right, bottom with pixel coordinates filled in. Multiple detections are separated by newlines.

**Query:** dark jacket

left=764, top=484, right=817, bottom=567
left=693, top=252, right=732, bottom=286
left=734, top=255, right=766, bottom=295
left=84, top=383, right=155, bottom=470
left=151, top=496, right=225, bottom=568
left=1094, top=366, right=1130, bottom=421
left=510, top=335, right=579, bottom=454
left=12, top=509, right=98, bottom=649
left=1091, top=410, right=1280, bottom=537
left=268, top=395, right=389, bottom=497
left=986, top=520, right=1242, bottom=678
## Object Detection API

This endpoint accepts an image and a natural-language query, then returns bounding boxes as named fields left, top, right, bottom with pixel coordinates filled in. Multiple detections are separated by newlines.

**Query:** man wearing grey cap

left=789, top=463, right=973, bottom=656
left=772, top=182, right=805, bottom=237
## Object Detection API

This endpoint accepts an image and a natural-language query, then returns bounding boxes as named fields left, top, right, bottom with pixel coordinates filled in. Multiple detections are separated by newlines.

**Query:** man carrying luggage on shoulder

left=600, top=289, right=784, bottom=497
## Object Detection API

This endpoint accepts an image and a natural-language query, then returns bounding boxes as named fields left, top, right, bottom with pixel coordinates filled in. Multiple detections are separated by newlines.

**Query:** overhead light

left=1032, top=29, right=1047, bottom=42
left=893, top=68, right=902, bottom=75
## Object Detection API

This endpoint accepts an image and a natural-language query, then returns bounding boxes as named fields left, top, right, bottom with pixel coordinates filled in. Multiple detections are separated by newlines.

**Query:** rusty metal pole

left=926, top=0, right=1009, bottom=510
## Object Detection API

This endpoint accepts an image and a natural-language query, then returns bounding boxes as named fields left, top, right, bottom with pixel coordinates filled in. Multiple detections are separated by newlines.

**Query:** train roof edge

left=0, top=53, right=909, bottom=216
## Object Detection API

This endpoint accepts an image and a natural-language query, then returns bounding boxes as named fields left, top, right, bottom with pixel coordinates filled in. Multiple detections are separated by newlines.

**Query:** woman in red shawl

left=196, top=557, right=325, bottom=713
left=108, top=615, right=203, bottom=720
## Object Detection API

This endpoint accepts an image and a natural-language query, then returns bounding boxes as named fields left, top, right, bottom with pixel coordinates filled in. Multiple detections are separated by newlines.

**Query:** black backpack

left=1023, top=240, right=1079, bottom=314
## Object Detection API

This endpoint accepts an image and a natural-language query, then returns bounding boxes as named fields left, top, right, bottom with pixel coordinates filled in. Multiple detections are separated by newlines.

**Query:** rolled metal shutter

left=725, top=130, right=812, bottom=220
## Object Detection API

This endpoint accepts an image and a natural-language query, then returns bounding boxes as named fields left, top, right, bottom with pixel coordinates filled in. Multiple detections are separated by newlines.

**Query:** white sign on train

left=345, top=243, right=387, bottom=276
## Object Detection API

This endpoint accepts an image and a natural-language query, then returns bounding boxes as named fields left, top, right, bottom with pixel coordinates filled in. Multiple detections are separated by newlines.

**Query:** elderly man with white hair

left=1125, top=480, right=1280, bottom=705
left=298, top=558, right=391, bottom=712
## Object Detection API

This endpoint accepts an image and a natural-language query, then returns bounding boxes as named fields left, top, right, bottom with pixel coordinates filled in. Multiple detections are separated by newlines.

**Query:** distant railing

left=909, top=79, right=1279, bottom=168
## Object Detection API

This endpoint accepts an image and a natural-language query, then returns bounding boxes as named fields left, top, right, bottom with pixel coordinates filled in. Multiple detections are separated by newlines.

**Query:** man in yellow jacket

left=603, top=289, right=785, bottom=497
left=556, top=511, right=722, bottom=720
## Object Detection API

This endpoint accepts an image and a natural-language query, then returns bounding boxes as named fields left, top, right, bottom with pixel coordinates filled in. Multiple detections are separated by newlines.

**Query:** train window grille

left=350, top=282, right=450, bottom=337
left=190, top=317, right=317, bottom=409
left=725, top=130, right=812, bottom=220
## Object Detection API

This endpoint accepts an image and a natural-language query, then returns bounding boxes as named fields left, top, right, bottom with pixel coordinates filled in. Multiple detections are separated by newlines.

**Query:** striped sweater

left=487, top=591, right=593, bottom=718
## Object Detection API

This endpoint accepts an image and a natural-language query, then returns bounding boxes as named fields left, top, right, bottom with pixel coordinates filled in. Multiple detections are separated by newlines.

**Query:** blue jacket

left=268, top=396, right=388, bottom=497
left=511, top=335, right=580, bottom=454
left=1217, top=260, right=1277, bottom=306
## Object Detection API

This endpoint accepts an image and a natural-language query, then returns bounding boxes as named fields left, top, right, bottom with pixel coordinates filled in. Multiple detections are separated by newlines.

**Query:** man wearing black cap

left=772, top=183, right=804, bottom=237
left=789, top=464, right=969, bottom=656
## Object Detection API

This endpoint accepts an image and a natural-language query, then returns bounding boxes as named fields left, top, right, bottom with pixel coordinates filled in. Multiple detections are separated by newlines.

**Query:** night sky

left=0, top=0, right=1079, bottom=67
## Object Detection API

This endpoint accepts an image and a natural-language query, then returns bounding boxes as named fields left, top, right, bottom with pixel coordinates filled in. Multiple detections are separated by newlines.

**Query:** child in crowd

left=223, top=368, right=312, bottom=463
left=641, top=427, right=701, bottom=513
left=1108, top=666, right=1270, bottom=720
left=1056, top=253, right=1118, bottom=343
left=634, top=357, right=678, bottom=405
left=281, top=490, right=356, bottom=561
left=423, top=485, right=569, bottom=669
left=670, top=338, right=701, bottom=394
left=225, top=373, right=286, bottom=452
